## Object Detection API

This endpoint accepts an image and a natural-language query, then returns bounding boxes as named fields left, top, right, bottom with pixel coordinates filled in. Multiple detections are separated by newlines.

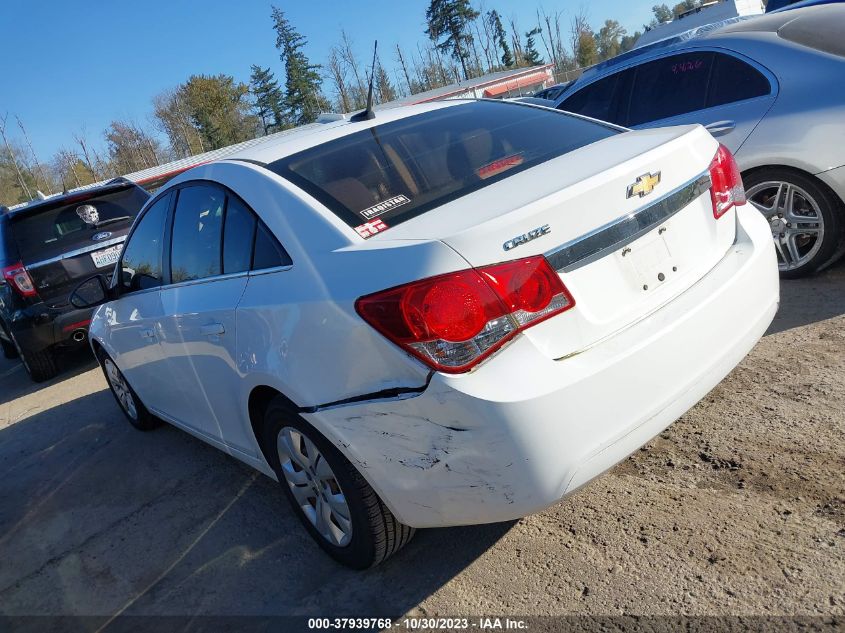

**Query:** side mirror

left=69, top=274, right=111, bottom=309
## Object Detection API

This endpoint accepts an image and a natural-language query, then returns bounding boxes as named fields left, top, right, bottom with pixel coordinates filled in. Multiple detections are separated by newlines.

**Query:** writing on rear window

left=672, top=60, right=705, bottom=74
left=360, top=195, right=410, bottom=220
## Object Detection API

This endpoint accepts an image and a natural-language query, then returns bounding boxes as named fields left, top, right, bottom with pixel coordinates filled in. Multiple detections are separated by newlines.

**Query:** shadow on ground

left=0, top=346, right=98, bottom=406
left=0, top=389, right=513, bottom=619
left=766, top=258, right=845, bottom=335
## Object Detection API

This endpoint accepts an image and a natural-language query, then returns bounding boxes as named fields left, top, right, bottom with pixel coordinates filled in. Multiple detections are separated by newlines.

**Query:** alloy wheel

left=746, top=180, right=824, bottom=273
left=277, top=426, right=353, bottom=547
left=104, top=358, right=138, bottom=420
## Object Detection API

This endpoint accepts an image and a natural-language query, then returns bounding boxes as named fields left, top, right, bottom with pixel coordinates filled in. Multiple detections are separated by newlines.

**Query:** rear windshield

left=777, top=8, right=845, bottom=58
left=267, top=100, right=617, bottom=236
left=11, top=185, right=149, bottom=261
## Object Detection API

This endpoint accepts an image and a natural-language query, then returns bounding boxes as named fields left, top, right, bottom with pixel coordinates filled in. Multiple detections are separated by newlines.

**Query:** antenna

left=351, top=40, right=378, bottom=122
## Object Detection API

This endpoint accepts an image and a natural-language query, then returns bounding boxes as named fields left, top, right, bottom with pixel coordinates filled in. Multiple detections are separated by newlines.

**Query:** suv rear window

left=777, top=8, right=845, bottom=58
left=267, top=100, right=616, bottom=235
left=11, top=185, right=149, bottom=261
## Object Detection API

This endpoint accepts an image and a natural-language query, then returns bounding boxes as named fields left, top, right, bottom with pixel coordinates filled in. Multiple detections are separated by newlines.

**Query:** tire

left=14, top=339, right=58, bottom=383
left=262, top=397, right=415, bottom=569
left=97, top=349, right=159, bottom=431
left=743, top=168, right=844, bottom=278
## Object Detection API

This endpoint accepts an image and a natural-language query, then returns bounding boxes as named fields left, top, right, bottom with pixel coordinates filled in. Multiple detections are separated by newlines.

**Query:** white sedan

left=74, top=99, right=778, bottom=568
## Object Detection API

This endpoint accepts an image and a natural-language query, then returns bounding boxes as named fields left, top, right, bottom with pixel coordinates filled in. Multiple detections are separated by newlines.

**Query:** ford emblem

left=92, top=231, right=112, bottom=241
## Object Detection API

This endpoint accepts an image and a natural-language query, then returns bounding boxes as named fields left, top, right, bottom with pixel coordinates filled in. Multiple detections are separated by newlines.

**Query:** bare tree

left=73, top=128, right=103, bottom=181
left=326, top=48, right=353, bottom=112
left=570, top=6, right=591, bottom=62
left=15, top=116, right=53, bottom=194
left=396, top=44, right=414, bottom=94
left=339, top=30, right=367, bottom=108
left=508, top=15, right=524, bottom=66
left=0, top=113, right=32, bottom=199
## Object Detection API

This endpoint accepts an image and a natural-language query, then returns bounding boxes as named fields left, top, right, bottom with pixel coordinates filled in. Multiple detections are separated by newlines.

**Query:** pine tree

left=425, top=0, right=480, bottom=81
left=270, top=6, right=329, bottom=126
left=249, top=65, right=285, bottom=135
left=487, top=10, right=513, bottom=68
left=523, top=27, right=544, bottom=66
left=375, top=59, right=397, bottom=104
left=576, top=31, right=598, bottom=68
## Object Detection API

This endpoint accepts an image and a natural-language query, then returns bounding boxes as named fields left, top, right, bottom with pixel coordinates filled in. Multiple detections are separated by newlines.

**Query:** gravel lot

left=0, top=263, right=843, bottom=623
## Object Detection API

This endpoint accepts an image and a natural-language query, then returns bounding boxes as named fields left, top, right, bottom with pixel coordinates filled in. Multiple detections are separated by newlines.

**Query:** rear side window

left=267, top=100, right=616, bottom=234
left=707, top=53, right=770, bottom=107
left=628, top=52, right=715, bottom=126
left=10, top=185, right=149, bottom=262
left=120, top=193, right=169, bottom=293
left=170, top=185, right=225, bottom=283
left=252, top=222, right=291, bottom=269
left=222, top=196, right=257, bottom=274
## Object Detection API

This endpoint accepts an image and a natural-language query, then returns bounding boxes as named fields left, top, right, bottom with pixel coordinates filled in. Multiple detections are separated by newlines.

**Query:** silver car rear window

left=267, top=100, right=617, bottom=235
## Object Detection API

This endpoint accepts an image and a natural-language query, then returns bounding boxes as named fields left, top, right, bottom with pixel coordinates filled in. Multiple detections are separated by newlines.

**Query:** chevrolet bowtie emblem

left=627, top=172, right=661, bottom=198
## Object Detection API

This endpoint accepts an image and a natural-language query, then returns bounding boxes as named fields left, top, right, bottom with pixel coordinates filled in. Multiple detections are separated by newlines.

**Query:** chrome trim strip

left=545, top=172, right=711, bottom=273
left=26, top=236, right=126, bottom=269
left=248, top=264, right=293, bottom=277
left=164, top=271, right=251, bottom=290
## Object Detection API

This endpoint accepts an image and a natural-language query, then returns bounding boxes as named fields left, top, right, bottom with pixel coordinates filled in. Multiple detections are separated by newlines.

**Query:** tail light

left=709, top=144, right=746, bottom=219
left=2, top=262, right=38, bottom=298
left=356, top=256, right=575, bottom=373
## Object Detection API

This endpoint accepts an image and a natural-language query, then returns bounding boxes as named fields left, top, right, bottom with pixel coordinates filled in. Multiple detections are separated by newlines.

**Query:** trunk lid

left=386, top=124, right=735, bottom=360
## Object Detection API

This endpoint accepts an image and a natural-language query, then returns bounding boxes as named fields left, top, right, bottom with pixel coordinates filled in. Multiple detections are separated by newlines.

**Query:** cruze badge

left=503, top=224, right=551, bottom=251
left=627, top=172, right=661, bottom=198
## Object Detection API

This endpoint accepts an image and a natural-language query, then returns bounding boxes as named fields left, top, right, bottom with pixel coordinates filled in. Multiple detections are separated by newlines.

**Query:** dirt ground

left=0, top=262, right=843, bottom=624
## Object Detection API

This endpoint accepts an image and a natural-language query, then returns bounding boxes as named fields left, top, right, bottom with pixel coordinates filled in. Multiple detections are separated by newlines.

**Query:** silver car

left=553, top=5, right=845, bottom=277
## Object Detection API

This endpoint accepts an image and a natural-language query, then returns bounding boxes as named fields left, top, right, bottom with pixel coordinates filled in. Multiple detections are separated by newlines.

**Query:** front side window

left=267, top=100, right=616, bottom=233
left=170, top=185, right=225, bottom=283
left=120, top=193, right=170, bottom=293
left=627, top=52, right=715, bottom=126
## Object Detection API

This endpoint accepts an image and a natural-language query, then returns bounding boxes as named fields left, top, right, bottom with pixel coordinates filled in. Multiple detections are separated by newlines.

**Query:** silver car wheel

left=746, top=180, right=824, bottom=272
left=104, top=358, right=138, bottom=421
left=277, top=426, right=353, bottom=547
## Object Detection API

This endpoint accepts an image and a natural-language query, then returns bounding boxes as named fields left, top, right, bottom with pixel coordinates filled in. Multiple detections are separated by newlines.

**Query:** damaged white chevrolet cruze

left=75, top=99, right=778, bottom=568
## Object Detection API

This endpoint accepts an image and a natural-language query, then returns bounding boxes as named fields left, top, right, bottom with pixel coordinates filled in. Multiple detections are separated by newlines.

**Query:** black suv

left=1, top=179, right=149, bottom=381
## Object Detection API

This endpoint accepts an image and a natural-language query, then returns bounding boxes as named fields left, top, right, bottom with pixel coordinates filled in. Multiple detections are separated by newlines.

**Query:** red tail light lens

left=356, top=256, right=575, bottom=373
left=2, top=262, right=38, bottom=298
left=709, top=144, right=746, bottom=219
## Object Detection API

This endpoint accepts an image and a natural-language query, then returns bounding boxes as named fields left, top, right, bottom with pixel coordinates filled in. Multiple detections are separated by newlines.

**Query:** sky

left=0, top=0, right=655, bottom=162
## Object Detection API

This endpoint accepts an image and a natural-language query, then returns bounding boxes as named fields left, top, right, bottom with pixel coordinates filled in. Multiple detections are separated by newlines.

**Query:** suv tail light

left=356, top=256, right=575, bottom=373
left=2, top=262, right=38, bottom=298
left=709, top=144, right=746, bottom=219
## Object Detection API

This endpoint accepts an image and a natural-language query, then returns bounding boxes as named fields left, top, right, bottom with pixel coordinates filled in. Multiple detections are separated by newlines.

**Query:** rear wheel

left=744, top=168, right=844, bottom=278
left=262, top=397, right=415, bottom=569
left=98, top=350, right=159, bottom=431
left=12, top=336, right=58, bottom=382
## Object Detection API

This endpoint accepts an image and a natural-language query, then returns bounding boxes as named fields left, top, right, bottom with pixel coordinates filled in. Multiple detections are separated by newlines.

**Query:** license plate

left=622, top=234, right=675, bottom=290
left=90, top=244, right=122, bottom=268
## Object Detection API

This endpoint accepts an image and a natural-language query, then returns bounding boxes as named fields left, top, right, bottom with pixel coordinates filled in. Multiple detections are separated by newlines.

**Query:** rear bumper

left=8, top=303, right=94, bottom=352
left=305, top=204, right=779, bottom=528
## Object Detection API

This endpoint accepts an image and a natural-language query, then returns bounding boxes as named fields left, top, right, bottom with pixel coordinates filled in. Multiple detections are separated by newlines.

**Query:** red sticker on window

left=355, top=219, right=389, bottom=238
left=476, top=154, right=524, bottom=180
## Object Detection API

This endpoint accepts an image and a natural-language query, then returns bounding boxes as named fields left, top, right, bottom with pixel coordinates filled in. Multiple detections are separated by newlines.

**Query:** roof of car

left=575, top=4, right=842, bottom=84
left=3, top=178, right=142, bottom=220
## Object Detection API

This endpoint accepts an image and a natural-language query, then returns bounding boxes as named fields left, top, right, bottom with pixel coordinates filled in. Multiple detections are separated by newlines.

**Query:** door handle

left=200, top=323, right=225, bottom=337
left=139, top=328, right=156, bottom=340
left=704, top=120, right=736, bottom=137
